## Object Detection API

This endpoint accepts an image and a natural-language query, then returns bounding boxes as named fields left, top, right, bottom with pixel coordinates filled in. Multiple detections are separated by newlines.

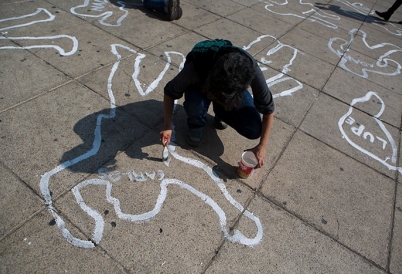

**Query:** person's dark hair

left=205, top=51, right=255, bottom=111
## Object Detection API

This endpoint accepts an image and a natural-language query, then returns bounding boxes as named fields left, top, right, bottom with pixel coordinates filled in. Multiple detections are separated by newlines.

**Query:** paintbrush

left=162, top=137, right=169, bottom=163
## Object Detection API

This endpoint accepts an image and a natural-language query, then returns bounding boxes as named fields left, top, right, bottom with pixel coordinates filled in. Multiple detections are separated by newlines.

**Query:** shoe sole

left=168, top=0, right=181, bottom=21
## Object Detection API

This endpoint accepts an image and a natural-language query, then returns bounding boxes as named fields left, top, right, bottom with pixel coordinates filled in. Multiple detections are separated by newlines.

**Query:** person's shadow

left=314, top=2, right=387, bottom=25
left=60, top=99, right=236, bottom=181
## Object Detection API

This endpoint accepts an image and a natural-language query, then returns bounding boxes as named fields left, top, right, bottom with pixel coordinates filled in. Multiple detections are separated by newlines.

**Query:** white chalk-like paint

left=72, top=166, right=262, bottom=246
left=243, top=35, right=304, bottom=98
left=40, top=43, right=120, bottom=247
left=339, top=91, right=401, bottom=174
left=168, top=146, right=263, bottom=246
left=0, top=35, right=78, bottom=56
left=328, top=29, right=402, bottom=78
left=132, top=51, right=186, bottom=96
left=0, top=8, right=55, bottom=32
left=262, top=0, right=339, bottom=29
left=71, top=0, right=129, bottom=27
left=0, top=8, right=78, bottom=56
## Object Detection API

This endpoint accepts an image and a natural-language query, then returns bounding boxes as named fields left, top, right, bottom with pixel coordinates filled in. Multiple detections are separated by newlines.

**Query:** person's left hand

left=245, top=145, right=266, bottom=168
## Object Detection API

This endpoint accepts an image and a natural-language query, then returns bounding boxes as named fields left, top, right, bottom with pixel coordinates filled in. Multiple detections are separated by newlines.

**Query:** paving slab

left=323, top=67, right=402, bottom=128
left=275, top=49, right=336, bottom=91
left=173, top=2, right=222, bottom=30
left=0, top=0, right=401, bottom=272
left=0, top=81, right=148, bottom=198
left=260, top=130, right=395, bottom=268
left=301, top=92, right=401, bottom=179
left=206, top=196, right=385, bottom=273
left=391, top=183, right=402, bottom=273
left=226, top=7, right=295, bottom=39
left=271, top=84, right=319, bottom=127
left=297, top=17, right=353, bottom=43
left=184, top=0, right=246, bottom=17
left=52, top=131, right=260, bottom=272
left=348, top=28, right=402, bottom=66
left=193, top=18, right=265, bottom=48
left=0, top=164, right=43, bottom=239
left=0, top=50, right=70, bottom=112
left=250, top=2, right=306, bottom=26
left=279, top=26, right=341, bottom=65
left=0, top=210, right=127, bottom=273
left=147, top=31, right=209, bottom=63
left=170, top=106, right=296, bottom=190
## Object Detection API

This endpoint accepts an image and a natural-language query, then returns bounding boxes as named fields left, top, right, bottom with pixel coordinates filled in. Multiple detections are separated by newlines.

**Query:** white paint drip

left=338, top=91, right=401, bottom=174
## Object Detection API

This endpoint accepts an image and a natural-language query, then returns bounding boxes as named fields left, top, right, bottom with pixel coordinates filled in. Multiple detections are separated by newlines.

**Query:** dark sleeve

left=250, top=59, right=275, bottom=115
left=164, top=61, right=199, bottom=99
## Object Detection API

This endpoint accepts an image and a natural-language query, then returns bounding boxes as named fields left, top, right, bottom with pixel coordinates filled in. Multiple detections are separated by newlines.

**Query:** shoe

left=375, top=10, right=391, bottom=21
left=167, top=0, right=182, bottom=21
left=214, top=117, right=228, bottom=130
left=186, top=128, right=203, bottom=147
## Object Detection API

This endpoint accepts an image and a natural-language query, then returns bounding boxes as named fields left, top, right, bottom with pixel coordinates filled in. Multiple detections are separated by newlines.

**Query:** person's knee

left=241, top=126, right=261, bottom=140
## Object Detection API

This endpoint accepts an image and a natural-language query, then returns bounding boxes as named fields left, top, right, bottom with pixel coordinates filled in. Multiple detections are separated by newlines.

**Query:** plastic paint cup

left=237, top=151, right=258, bottom=179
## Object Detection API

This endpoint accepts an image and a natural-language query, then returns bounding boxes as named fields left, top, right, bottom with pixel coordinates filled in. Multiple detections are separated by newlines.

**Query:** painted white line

left=0, top=8, right=55, bottom=32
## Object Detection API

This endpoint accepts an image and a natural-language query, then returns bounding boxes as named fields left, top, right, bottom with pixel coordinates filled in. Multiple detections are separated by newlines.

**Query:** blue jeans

left=143, top=0, right=166, bottom=13
left=183, top=88, right=262, bottom=140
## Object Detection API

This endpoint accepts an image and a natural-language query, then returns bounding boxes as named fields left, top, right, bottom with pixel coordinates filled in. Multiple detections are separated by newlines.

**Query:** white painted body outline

left=338, top=91, right=402, bottom=175
left=243, top=35, right=304, bottom=98
left=40, top=35, right=305, bottom=248
left=328, top=29, right=402, bottom=78
left=262, top=0, right=340, bottom=29
left=40, top=42, right=265, bottom=248
left=0, top=8, right=78, bottom=56
left=71, top=0, right=129, bottom=27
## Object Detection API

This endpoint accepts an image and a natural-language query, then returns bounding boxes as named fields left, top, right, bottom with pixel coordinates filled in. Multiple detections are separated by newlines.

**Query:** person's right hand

left=159, top=130, right=172, bottom=146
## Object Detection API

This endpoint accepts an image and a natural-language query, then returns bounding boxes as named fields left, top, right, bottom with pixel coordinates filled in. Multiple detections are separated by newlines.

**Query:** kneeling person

left=160, top=39, right=274, bottom=168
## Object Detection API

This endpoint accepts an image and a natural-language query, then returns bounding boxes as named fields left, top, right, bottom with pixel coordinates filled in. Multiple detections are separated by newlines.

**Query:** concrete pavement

left=0, top=0, right=401, bottom=272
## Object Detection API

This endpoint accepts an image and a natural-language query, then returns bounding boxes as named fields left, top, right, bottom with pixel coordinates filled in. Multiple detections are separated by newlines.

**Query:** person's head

left=205, top=51, right=255, bottom=111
